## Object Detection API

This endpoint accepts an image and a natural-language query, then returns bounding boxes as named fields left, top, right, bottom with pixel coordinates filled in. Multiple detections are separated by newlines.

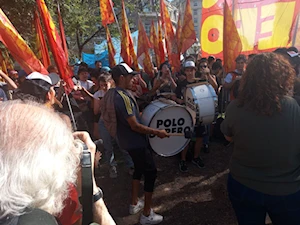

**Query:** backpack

left=0, top=208, right=58, bottom=225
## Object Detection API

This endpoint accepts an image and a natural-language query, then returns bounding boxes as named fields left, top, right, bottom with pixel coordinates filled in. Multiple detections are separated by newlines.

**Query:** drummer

left=171, top=61, right=216, bottom=172
left=152, top=61, right=177, bottom=97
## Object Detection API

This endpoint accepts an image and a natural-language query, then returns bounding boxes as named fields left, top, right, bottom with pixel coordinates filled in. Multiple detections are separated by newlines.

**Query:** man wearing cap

left=111, top=63, right=169, bottom=225
left=172, top=61, right=217, bottom=172
left=14, top=72, right=58, bottom=107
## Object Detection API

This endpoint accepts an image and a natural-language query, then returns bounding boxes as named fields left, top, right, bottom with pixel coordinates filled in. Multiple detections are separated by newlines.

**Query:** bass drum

left=185, top=84, right=217, bottom=125
left=141, top=100, right=193, bottom=157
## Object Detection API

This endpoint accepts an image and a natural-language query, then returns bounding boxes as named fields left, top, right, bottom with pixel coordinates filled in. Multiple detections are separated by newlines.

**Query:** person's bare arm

left=73, top=132, right=116, bottom=225
left=223, top=80, right=236, bottom=90
left=94, top=98, right=101, bottom=115
left=127, top=116, right=169, bottom=138
left=208, top=74, right=218, bottom=91
left=224, top=135, right=233, bottom=142
left=138, top=74, right=147, bottom=88
left=0, top=70, right=17, bottom=90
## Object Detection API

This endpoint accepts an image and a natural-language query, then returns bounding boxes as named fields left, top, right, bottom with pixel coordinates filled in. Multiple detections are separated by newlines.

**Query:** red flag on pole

left=175, top=13, right=182, bottom=53
left=100, top=0, right=115, bottom=27
left=157, top=21, right=166, bottom=66
left=106, top=26, right=116, bottom=67
left=160, top=0, right=180, bottom=71
left=34, top=10, right=50, bottom=68
left=57, top=2, right=69, bottom=62
left=223, top=0, right=242, bottom=72
left=120, top=0, right=138, bottom=69
left=0, top=9, right=48, bottom=74
left=36, top=0, right=74, bottom=92
left=180, top=0, right=197, bottom=53
left=137, top=19, right=154, bottom=78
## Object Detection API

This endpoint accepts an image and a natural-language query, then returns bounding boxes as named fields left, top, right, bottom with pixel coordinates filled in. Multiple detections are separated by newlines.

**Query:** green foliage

left=0, top=0, right=158, bottom=61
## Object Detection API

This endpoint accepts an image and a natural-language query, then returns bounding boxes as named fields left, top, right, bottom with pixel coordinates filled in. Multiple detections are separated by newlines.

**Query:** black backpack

left=0, top=208, right=59, bottom=225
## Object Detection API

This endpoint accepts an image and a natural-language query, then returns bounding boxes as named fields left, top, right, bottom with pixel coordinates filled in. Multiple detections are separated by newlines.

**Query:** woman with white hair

left=0, top=100, right=115, bottom=225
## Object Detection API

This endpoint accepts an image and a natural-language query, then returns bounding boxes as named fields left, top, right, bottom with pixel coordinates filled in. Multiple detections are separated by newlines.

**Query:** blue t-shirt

left=114, top=87, right=147, bottom=150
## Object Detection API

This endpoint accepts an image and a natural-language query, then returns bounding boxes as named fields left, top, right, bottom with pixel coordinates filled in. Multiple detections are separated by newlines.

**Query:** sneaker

left=203, top=144, right=210, bottom=153
left=179, top=160, right=188, bottom=172
left=140, top=209, right=163, bottom=225
left=192, top=157, right=205, bottom=168
left=109, top=166, right=117, bottom=178
left=129, top=199, right=144, bottom=215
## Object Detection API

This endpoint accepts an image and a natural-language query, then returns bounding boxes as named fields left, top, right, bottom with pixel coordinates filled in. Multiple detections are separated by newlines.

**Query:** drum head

left=185, top=84, right=217, bottom=125
left=144, top=104, right=193, bottom=157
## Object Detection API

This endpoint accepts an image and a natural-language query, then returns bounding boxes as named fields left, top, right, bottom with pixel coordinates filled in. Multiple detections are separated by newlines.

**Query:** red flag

left=57, top=3, right=69, bottom=62
left=180, top=0, right=197, bottom=53
left=37, top=0, right=74, bottom=92
left=223, top=0, right=242, bottom=72
left=106, top=27, right=116, bottom=67
left=1, top=47, right=14, bottom=72
left=0, top=49, right=7, bottom=73
left=0, top=9, right=48, bottom=74
left=175, top=13, right=182, bottom=53
left=34, top=10, right=50, bottom=68
left=150, top=21, right=161, bottom=67
left=137, top=19, right=154, bottom=78
left=157, top=21, right=166, bottom=66
left=120, top=0, right=138, bottom=69
left=160, top=0, right=180, bottom=71
left=100, top=0, right=115, bottom=27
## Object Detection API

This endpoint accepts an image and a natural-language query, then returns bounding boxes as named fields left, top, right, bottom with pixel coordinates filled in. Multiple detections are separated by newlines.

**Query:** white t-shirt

left=93, top=90, right=106, bottom=99
left=79, top=80, right=94, bottom=90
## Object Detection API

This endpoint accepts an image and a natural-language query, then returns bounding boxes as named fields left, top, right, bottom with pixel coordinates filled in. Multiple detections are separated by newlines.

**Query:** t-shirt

left=93, top=90, right=106, bottom=99
left=221, top=97, right=300, bottom=195
left=224, top=69, right=242, bottom=84
left=175, top=79, right=199, bottom=100
left=114, top=87, right=147, bottom=150
left=79, top=80, right=94, bottom=90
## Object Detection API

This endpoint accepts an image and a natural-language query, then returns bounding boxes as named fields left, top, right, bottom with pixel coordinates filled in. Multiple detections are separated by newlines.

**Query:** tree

left=0, top=0, right=160, bottom=61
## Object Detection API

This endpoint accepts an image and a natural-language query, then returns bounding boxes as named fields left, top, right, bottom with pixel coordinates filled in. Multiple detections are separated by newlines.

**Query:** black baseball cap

left=111, top=63, right=138, bottom=79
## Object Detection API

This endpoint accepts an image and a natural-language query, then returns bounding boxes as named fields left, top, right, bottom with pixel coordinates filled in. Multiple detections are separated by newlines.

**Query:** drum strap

left=126, top=90, right=140, bottom=114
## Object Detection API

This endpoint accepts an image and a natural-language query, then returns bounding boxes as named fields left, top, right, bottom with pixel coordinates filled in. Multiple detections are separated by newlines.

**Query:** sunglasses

left=199, top=65, right=207, bottom=68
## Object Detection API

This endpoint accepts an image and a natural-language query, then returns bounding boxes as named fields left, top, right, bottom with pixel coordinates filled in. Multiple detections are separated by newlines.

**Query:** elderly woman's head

left=0, top=100, right=81, bottom=219
left=238, top=52, right=295, bottom=116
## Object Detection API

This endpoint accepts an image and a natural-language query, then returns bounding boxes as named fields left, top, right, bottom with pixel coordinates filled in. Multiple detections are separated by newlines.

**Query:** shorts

left=194, top=125, right=207, bottom=138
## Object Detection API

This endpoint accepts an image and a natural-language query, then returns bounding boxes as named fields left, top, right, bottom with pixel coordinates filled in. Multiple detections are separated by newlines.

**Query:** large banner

left=201, top=0, right=300, bottom=58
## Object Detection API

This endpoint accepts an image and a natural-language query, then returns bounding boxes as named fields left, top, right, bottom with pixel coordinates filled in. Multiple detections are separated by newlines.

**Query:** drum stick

left=168, top=133, right=184, bottom=136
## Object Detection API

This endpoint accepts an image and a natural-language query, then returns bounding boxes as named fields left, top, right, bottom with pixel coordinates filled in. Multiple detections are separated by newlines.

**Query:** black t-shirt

left=175, top=79, right=205, bottom=99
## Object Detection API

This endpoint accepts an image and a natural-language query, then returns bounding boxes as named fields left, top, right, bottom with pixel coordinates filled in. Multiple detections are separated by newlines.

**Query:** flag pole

left=109, top=0, right=122, bottom=63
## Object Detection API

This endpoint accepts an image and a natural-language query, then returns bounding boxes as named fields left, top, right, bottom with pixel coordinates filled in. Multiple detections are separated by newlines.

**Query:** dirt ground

left=95, top=142, right=271, bottom=225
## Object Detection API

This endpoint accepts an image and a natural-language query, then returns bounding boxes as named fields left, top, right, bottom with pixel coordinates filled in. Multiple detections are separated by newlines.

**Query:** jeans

left=98, top=119, right=134, bottom=168
left=227, top=173, right=300, bottom=225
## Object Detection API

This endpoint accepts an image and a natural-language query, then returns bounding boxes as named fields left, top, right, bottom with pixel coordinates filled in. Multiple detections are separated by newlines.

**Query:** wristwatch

left=93, top=187, right=103, bottom=203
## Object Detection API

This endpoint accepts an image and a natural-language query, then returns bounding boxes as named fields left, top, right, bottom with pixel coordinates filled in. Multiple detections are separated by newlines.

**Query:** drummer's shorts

left=194, top=125, right=208, bottom=138
left=128, top=147, right=157, bottom=192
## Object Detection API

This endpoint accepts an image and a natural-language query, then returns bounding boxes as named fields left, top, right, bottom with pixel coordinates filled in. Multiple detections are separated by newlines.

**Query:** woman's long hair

left=238, top=52, right=295, bottom=116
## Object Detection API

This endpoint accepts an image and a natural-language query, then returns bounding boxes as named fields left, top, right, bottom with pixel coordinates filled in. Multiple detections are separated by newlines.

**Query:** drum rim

left=144, top=102, right=194, bottom=157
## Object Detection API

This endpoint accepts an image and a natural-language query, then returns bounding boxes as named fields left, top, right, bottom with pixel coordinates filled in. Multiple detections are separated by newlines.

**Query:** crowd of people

left=1, top=46, right=300, bottom=225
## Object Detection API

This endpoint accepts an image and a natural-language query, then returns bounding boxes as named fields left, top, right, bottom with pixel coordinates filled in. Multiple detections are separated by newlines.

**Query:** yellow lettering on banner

left=201, top=15, right=223, bottom=54
left=202, top=0, right=218, bottom=9
left=258, top=2, right=295, bottom=50
left=235, top=8, right=257, bottom=51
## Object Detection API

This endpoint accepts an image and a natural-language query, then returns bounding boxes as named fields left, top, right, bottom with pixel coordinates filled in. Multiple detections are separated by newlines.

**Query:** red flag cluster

left=36, top=0, right=73, bottom=92
left=0, top=8, right=48, bottom=74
